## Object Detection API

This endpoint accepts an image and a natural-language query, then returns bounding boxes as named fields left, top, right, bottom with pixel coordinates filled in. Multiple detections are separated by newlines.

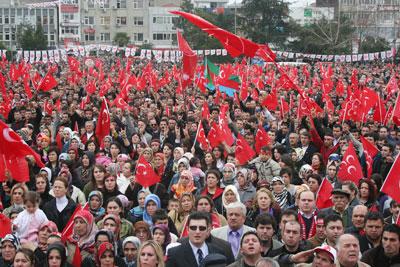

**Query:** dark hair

left=342, top=181, right=358, bottom=194
left=195, top=195, right=215, bottom=212
left=370, top=173, right=383, bottom=191
left=240, top=231, right=260, bottom=246
left=383, top=224, right=400, bottom=240
left=390, top=200, right=399, bottom=208
left=364, top=211, right=384, bottom=225
left=280, top=209, right=298, bottom=221
left=106, top=197, right=124, bottom=215
left=279, top=167, right=293, bottom=177
left=358, top=178, right=377, bottom=203
left=152, top=209, right=169, bottom=224
left=307, top=174, right=322, bottom=186
left=187, top=211, right=211, bottom=226
left=16, top=248, right=35, bottom=265
left=254, top=213, right=277, bottom=232
left=323, top=214, right=343, bottom=227
left=189, top=157, right=201, bottom=167
left=91, top=164, right=106, bottom=185
left=316, top=213, right=326, bottom=221
left=205, top=169, right=221, bottom=180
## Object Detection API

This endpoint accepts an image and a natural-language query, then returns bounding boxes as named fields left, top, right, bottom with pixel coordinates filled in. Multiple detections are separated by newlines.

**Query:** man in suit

left=166, top=212, right=227, bottom=267
left=211, top=202, right=255, bottom=258
left=298, top=131, right=318, bottom=166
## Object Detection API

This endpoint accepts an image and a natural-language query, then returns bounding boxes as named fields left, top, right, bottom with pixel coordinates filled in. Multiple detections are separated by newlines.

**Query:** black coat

left=166, top=239, right=231, bottom=267
left=361, top=245, right=400, bottom=267
left=43, top=198, right=77, bottom=232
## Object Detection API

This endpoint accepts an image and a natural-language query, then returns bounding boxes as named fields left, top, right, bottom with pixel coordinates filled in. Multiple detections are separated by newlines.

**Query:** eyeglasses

left=189, top=225, right=207, bottom=231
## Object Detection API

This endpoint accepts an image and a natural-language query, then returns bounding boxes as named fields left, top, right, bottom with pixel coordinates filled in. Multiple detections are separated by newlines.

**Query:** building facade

left=0, top=0, right=58, bottom=50
left=290, top=5, right=334, bottom=26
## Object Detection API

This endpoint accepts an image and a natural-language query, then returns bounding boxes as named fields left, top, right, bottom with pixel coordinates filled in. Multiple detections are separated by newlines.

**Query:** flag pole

left=191, top=121, right=202, bottom=150
left=390, top=91, right=400, bottom=122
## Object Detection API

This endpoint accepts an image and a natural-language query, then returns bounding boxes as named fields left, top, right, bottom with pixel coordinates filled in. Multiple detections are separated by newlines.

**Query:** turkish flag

left=207, top=122, right=221, bottom=148
left=255, top=126, right=270, bottom=154
left=392, top=91, right=400, bottom=125
left=135, top=156, right=160, bottom=188
left=113, top=95, right=129, bottom=110
left=235, top=134, right=256, bottom=165
left=0, top=214, right=11, bottom=238
left=381, top=154, right=400, bottom=203
left=219, top=121, right=234, bottom=146
left=170, top=11, right=272, bottom=59
left=177, top=31, right=197, bottom=88
left=38, top=72, right=58, bottom=92
left=54, top=98, right=61, bottom=113
left=201, top=102, right=210, bottom=120
left=9, top=63, right=20, bottom=82
left=95, top=98, right=110, bottom=149
left=24, top=76, right=33, bottom=99
left=32, top=71, right=41, bottom=89
left=316, top=178, right=334, bottom=209
left=360, top=136, right=379, bottom=178
left=85, top=80, right=96, bottom=95
left=43, top=100, right=53, bottom=115
left=261, top=90, right=278, bottom=111
left=386, top=76, right=398, bottom=95
left=0, top=120, right=44, bottom=182
left=337, top=142, right=364, bottom=183
left=336, top=79, right=345, bottom=96
left=195, top=123, right=209, bottom=150
left=68, top=56, right=80, bottom=72
left=72, top=244, right=82, bottom=267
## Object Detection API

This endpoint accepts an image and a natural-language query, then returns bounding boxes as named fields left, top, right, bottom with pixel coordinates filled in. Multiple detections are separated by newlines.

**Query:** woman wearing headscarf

left=46, top=241, right=73, bottom=267
left=167, top=157, right=190, bottom=193
left=34, top=221, right=59, bottom=266
left=96, top=242, right=117, bottom=267
left=66, top=209, right=98, bottom=264
left=129, top=189, right=150, bottom=223
left=152, top=224, right=171, bottom=254
left=133, top=221, right=152, bottom=244
left=236, top=168, right=256, bottom=208
left=168, top=192, right=195, bottom=235
left=271, top=176, right=293, bottom=210
left=61, top=127, right=73, bottom=153
left=153, top=153, right=165, bottom=177
left=221, top=185, right=241, bottom=216
left=35, top=173, right=54, bottom=209
left=220, top=163, right=238, bottom=188
left=74, top=151, right=95, bottom=187
left=142, top=194, right=161, bottom=227
left=170, top=170, right=197, bottom=199
left=122, top=236, right=141, bottom=267
left=88, top=191, right=106, bottom=221
left=101, top=213, right=123, bottom=256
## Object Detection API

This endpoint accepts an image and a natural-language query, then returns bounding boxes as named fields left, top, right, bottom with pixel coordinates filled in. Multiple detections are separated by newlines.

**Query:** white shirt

left=56, top=196, right=68, bottom=212
left=189, top=241, right=209, bottom=266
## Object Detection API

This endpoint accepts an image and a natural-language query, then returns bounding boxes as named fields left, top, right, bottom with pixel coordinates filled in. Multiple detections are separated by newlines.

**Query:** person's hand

left=386, top=156, right=394, bottom=163
left=290, top=249, right=314, bottom=263
left=175, top=125, right=180, bottom=138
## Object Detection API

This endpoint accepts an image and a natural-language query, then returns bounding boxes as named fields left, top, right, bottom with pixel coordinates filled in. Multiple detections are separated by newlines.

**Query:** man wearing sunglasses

left=166, top=212, right=227, bottom=267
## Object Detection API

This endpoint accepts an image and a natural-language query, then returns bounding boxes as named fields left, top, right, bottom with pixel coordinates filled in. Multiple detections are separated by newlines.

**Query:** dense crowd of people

left=0, top=56, right=400, bottom=267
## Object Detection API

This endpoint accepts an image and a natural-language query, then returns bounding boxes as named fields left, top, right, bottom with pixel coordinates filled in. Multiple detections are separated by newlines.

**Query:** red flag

left=170, top=11, right=273, bottom=59
left=96, top=98, right=110, bottom=149
left=386, top=76, right=398, bottom=95
left=0, top=214, right=12, bottom=238
left=392, top=92, right=400, bottom=125
left=207, top=122, right=221, bottom=148
left=336, top=79, right=345, bottom=96
left=23, top=75, right=33, bottom=99
left=381, top=154, right=400, bottom=203
left=85, top=80, right=96, bottom=95
left=38, top=72, right=58, bottom=92
left=0, top=121, right=44, bottom=182
left=361, top=136, right=379, bottom=178
left=54, top=98, right=61, bottom=113
left=32, top=71, right=41, bottom=89
left=316, top=178, right=334, bottom=209
left=195, top=123, right=209, bottom=150
left=9, top=63, right=20, bottom=82
left=219, top=121, right=235, bottom=146
left=337, top=142, right=364, bottom=183
left=135, top=156, right=160, bottom=188
left=255, top=126, right=270, bottom=154
left=177, top=31, right=197, bottom=88
left=201, top=102, right=210, bottom=120
left=72, top=244, right=82, bottom=267
left=68, top=56, right=80, bottom=72
left=261, top=90, right=278, bottom=111
left=43, top=100, right=53, bottom=116
left=113, top=95, right=129, bottom=110
left=235, top=134, right=256, bottom=165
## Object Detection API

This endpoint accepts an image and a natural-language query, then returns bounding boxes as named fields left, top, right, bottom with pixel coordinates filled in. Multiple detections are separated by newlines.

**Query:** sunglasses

left=189, top=225, right=207, bottom=231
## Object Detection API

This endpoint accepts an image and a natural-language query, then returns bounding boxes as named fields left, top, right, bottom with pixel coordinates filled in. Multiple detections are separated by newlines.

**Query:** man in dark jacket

left=361, top=224, right=400, bottom=266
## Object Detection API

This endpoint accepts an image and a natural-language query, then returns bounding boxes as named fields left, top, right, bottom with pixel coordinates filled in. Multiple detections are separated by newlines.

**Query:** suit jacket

left=210, top=225, right=256, bottom=242
left=166, top=239, right=225, bottom=267
left=179, top=236, right=235, bottom=265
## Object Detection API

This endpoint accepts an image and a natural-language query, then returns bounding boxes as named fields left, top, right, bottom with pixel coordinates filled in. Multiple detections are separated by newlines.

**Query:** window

left=0, top=16, right=2, bottom=24
left=5, top=16, right=9, bottom=24
left=100, top=16, right=110, bottom=25
left=50, top=34, right=55, bottom=40
left=133, top=32, right=143, bottom=41
left=84, top=16, right=94, bottom=25
left=43, top=15, right=48, bottom=24
left=153, top=33, right=171, bottom=40
left=100, top=33, right=110, bottom=41
left=116, top=17, right=127, bottom=25
left=88, top=1, right=94, bottom=8
left=133, top=17, right=143, bottom=25
left=133, top=0, right=144, bottom=8
left=85, top=33, right=95, bottom=41
left=50, top=16, right=54, bottom=24
left=117, top=0, right=127, bottom=8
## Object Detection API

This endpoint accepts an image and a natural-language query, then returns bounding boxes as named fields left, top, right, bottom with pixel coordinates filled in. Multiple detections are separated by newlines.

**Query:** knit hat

left=1, top=234, right=21, bottom=250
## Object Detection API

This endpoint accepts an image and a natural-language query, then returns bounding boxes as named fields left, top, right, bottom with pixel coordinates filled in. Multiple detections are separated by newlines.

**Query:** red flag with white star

left=135, top=156, right=160, bottom=188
